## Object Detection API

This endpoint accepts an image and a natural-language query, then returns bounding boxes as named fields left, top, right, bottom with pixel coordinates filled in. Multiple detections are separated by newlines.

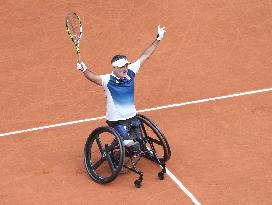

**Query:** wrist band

left=81, top=62, right=88, bottom=72
left=156, top=34, right=162, bottom=41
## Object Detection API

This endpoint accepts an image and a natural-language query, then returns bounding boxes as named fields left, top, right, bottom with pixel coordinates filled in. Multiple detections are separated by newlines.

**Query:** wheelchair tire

left=84, top=126, right=125, bottom=184
left=135, top=114, right=171, bottom=163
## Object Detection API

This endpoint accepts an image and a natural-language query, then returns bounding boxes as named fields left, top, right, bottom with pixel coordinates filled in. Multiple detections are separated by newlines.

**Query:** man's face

left=113, top=63, right=128, bottom=79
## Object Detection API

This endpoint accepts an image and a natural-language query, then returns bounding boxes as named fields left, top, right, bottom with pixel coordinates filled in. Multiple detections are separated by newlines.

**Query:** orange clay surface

left=1, top=1, right=272, bottom=204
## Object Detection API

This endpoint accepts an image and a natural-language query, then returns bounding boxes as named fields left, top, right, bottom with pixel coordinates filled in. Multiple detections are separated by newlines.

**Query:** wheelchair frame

left=83, top=114, right=171, bottom=188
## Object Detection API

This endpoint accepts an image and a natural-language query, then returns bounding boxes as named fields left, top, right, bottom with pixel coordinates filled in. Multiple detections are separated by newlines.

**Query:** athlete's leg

left=106, top=120, right=139, bottom=149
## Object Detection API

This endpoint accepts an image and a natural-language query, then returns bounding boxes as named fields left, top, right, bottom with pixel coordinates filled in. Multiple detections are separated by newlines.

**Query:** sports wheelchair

left=83, top=114, right=171, bottom=188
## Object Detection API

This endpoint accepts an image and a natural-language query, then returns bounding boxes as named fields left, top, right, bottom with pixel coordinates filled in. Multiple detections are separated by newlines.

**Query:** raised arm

left=76, top=54, right=102, bottom=86
left=138, top=25, right=166, bottom=66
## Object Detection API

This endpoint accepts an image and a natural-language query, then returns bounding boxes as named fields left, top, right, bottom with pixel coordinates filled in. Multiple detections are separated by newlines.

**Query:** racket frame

left=65, top=12, right=83, bottom=54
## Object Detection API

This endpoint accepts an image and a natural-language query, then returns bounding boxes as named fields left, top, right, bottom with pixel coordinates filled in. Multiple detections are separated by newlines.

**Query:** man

left=76, top=25, right=166, bottom=150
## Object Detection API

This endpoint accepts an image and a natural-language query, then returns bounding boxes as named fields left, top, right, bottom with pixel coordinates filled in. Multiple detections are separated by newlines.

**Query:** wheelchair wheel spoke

left=141, top=124, right=148, bottom=138
left=93, top=157, right=106, bottom=170
left=95, top=136, right=105, bottom=155
left=146, top=135, right=162, bottom=145
left=106, top=152, right=117, bottom=173
left=142, top=124, right=162, bottom=145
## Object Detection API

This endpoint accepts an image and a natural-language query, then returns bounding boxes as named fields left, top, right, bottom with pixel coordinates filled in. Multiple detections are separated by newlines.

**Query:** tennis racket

left=65, top=12, right=83, bottom=55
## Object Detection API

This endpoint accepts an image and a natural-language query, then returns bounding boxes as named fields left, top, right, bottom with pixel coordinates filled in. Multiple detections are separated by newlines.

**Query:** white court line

left=0, top=87, right=271, bottom=138
left=152, top=145, right=201, bottom=204
left=166, top=168, right=201, bottom=205
left=1, top=87, right=272, bottom=205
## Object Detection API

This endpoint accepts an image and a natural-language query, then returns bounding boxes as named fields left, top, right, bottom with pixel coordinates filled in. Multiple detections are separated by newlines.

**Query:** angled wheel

left=135, top=114, right=171, bottom=163
left=84, top=126, right=125, bottom=184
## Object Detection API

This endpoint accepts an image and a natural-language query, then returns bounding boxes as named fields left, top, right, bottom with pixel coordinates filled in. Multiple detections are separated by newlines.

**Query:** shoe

left=123, top=140, right=140, bottom=153
left=123, top=139, right=136, bottom=147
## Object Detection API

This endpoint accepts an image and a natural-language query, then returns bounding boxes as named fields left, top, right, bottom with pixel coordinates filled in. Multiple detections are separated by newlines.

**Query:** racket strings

left=67, top=13, right=82, bottom=43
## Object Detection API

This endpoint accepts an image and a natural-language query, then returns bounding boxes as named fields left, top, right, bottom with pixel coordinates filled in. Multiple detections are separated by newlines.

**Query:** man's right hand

left=76, top=61, right=88, bottom=72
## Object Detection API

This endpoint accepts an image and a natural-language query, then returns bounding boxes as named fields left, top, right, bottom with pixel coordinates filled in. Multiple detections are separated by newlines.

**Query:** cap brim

left=112, top=58, right=130, bottom=67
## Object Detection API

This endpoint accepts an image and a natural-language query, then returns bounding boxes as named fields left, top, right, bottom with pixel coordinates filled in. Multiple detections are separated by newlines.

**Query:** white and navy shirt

left=100, top=60, right=141, bottom=121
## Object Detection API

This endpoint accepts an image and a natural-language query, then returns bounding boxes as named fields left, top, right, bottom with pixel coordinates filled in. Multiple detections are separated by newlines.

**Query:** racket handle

left=77, top=53, right=82, bottom=62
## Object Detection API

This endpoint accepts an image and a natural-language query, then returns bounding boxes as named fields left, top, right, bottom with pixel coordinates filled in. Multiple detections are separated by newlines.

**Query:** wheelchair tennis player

left=76, top=26, right=170, bottom=187
left=76, top=25, right=166, bottom=149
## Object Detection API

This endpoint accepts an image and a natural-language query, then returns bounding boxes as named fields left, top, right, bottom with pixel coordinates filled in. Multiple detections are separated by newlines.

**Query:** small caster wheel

left=134, top=179, right=142, bottom=188
left=158, top=172, right=164, bottom=180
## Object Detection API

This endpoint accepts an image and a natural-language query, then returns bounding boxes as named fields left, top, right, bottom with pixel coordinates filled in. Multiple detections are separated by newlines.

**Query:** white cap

left=112, top=58, right=130, bottom=67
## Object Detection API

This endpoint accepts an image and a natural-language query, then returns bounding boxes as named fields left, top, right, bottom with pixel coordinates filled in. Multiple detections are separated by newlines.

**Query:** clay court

left=1, top=0, right=272, bottom=204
